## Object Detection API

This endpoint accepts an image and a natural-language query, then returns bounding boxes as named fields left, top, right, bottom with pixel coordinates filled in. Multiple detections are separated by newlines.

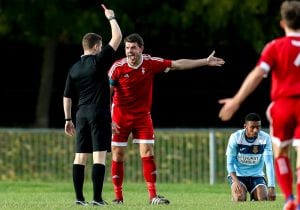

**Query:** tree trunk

left=34, top=39, right=57, bottom=127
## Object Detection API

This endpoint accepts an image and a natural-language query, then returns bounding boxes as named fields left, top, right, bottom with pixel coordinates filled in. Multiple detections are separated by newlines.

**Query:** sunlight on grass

left=0, top=181, right=284, bottom=210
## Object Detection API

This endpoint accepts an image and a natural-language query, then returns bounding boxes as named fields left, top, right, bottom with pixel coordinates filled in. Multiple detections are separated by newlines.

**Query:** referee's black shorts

left=75, top=104, right=112, bottom=153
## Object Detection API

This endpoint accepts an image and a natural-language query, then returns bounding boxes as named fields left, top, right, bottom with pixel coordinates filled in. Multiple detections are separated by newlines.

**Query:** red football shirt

left=109, top=54, right=172, bottom=113
left=257, top=33, right=300, bottom=100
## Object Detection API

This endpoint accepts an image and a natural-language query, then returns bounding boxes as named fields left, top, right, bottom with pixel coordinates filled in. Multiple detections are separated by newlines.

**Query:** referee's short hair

left=245, top=113, right=261, bottom=122
left=82, top=33, right=102, bottom=50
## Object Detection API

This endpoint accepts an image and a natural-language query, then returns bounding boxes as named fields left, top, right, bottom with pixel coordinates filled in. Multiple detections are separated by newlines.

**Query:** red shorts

left=266, top=98, right=300, bottom=147
left=111, top=105, right=155, bottom=146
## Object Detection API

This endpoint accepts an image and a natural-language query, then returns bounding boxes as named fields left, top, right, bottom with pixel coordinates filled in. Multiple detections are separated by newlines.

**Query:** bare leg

left=252, top=185, right=268, bottom=201
left=231, top=181, right=247, bottom=201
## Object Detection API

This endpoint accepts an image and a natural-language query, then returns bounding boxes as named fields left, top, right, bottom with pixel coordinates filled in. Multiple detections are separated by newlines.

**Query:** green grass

left=0, top=181, right=284, bottom=210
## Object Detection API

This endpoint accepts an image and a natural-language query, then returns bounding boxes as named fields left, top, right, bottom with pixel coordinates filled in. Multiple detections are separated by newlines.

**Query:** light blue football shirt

left=226, top=129, right=275, bottom=187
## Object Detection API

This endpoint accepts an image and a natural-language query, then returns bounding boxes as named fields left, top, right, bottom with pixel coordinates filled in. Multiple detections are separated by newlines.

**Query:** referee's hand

left=65, top=121, right=75, bottom=136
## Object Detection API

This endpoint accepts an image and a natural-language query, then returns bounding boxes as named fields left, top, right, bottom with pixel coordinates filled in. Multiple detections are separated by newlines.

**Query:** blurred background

left=0, top=0, right=283, bottom=128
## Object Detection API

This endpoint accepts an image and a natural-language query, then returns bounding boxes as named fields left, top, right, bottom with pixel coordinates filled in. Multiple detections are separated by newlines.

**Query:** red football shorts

left=111, top=105, right=155, bottom=146
left=267, top=98, right=300, bottom=147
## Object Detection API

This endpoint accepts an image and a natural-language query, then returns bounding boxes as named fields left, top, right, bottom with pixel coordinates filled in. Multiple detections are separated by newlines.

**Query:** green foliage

left=0, top=129, right=74, bottom=180
left=0, top=13, right=9, bottom=34
left=0, top=0, right=284, bottom=52
left=2, top=128, right=291, bottom=184
left=181, top=0, right=282, bottom=52
left=0, top=129, right=232, bottom=182
left=0, top=0, right=107, bottom=45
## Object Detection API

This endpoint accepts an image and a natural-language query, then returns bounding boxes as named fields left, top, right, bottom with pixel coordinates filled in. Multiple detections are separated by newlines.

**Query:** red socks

left=275, top=156, right=293, bottom=200
left=111, top=160, right=124, bottom=200
left=142, top=156, right=157, bottom=199
left=112, top=156, right=157, bottom=200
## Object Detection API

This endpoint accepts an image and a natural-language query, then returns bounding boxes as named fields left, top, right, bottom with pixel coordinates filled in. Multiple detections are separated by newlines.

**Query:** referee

left=63, top=4, right=122, bottom=206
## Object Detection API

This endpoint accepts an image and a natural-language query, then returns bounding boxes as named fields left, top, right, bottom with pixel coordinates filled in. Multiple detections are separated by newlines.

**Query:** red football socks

left=275, top=156, right=293, bottom=200
left=111, top=160, right=124, bottom=200
left=142, top=156, right=157, bottom=199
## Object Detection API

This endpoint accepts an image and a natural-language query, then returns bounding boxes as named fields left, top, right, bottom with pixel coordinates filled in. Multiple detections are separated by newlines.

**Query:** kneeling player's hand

left=268, top=187, right=276, bottom=201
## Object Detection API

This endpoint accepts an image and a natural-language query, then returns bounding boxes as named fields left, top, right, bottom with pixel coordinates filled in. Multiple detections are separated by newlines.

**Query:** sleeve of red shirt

left=256, top=40, right=276, bottom=68
left=149, top=56, right=172, bottom=74
left=108, top=59, right=122, bottom=85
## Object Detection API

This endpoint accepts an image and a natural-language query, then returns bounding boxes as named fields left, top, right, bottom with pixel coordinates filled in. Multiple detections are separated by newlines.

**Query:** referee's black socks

left=92, top=164, right=106, bottom=202
left=73, top=164, right=85, bottom=201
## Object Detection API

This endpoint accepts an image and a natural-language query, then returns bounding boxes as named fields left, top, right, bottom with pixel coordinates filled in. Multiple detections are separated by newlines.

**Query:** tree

left=0, top=0, right=111, bottom=127
left=182, top=0, right=282, bottom=52
left=0, top=0, right=282, bottom=127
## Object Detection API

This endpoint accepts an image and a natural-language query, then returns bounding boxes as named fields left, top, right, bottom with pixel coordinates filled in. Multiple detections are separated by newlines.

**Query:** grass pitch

left=0, top=181, right=284, bottom=210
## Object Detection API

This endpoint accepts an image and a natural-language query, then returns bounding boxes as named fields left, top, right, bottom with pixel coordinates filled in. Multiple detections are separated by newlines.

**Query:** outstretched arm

left=218, top=66, right=265, bottom=121
left=170, top=51, right=225, bottom=71
left=101, top=4, right=122, bottom=51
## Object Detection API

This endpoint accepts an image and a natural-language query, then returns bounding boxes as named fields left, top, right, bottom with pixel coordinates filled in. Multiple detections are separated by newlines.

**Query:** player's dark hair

left=281, top=1, right=300, bottom=29
left=245, top=113, right=261, bottom=122
left=124, top=33, right=144, bottom=47
left=82, top=33, right=102, bottom=50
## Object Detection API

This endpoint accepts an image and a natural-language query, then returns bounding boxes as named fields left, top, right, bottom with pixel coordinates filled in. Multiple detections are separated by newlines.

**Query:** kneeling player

left=226, top=113, right=276, bottom=201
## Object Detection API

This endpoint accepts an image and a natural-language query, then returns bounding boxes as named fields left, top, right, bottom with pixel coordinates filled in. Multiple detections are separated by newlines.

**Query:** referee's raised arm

left=101, top=4, right=122, bottom=51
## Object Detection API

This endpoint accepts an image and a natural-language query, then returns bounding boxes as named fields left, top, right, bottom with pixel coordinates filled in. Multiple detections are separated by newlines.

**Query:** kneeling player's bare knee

left=257, top=197, right=267, bottom=201
left=237, top=195, right=246, bottom=202
left=232, top=194, right=246, bottom=202
left=253, top=186, right=268, bottom=201
left=255, top=194, right=268, bottom=201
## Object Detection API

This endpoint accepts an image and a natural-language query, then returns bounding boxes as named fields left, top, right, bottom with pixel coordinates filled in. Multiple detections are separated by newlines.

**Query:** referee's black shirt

left=64, top=45, right=115, bottom=112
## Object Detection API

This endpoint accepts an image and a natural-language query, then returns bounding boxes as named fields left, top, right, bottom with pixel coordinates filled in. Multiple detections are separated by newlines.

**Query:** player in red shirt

left=109, top=33, right=225, bottom=205
left=218, top=1, right=300, bottom=209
